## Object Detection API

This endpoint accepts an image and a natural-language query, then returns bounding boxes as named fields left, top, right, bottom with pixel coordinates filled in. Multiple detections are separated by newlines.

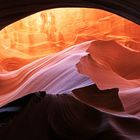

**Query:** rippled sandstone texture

left=0, top=8, right=140, bottom=71
left=0, top=8, right=140, bottom=118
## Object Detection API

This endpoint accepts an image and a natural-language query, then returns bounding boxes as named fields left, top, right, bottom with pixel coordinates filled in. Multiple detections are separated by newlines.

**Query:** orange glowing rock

left=0, top=8, right=140, bottom=115
left=0, top=8, right=140, bottom=71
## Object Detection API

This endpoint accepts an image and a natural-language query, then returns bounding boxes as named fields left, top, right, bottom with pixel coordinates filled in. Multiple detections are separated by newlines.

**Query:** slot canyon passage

left=0, top=8, right=140, bottom=140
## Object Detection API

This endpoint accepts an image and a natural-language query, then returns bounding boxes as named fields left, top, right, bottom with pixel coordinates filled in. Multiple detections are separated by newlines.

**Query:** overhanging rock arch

left=0, top=0, right=140, bottom=30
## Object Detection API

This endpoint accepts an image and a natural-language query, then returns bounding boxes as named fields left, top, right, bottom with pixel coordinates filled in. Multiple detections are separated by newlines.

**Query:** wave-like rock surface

left=77, top=40, right=140, bottom=117
left=0, top=41, right=93, bottom=107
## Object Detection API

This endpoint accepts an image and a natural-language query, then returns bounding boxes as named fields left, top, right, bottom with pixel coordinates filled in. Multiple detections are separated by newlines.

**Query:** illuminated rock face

left=0, top=41, right=93, bottom=107
left=76, top=40, right=140, bottom=116
left=0, top=8, right=140, bottom=71
left=0, top=8, right=140, bottom=117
